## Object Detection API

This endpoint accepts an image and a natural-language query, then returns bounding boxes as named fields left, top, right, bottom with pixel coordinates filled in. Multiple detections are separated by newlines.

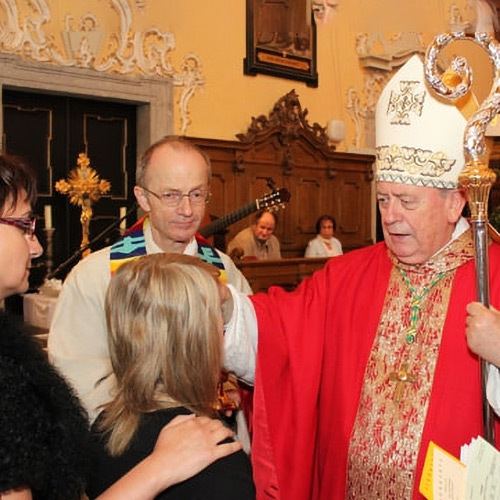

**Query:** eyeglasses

left=141, top=186, right=211, bottom=207
left=0, top=216, right=37, bottom=237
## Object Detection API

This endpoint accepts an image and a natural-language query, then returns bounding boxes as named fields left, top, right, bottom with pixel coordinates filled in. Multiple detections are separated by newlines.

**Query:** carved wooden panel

left=296, top=177, right=322, bottom=234
left=236, top=257, right=329, bottom=293
left=83, top=114, right=129, bottom=199
left=3, top=103, right=55, bottom=196
left=189, top=90, right=375, bottom=258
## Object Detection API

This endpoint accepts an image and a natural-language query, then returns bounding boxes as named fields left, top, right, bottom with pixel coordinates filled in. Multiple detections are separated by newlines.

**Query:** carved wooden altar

left=189, top=90, right=375, bottom=258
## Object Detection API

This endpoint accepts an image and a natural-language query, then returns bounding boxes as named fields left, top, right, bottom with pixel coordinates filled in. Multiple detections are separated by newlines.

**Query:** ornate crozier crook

left=425, top=31, right=500, bottom=445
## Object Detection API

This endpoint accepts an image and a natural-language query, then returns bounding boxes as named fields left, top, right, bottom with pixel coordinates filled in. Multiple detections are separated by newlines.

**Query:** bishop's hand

left=466, top=301, right=500, bottom=367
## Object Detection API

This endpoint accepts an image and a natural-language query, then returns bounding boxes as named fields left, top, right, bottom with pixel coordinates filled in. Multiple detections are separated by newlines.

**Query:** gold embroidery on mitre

left=387, top=80, right=426, bottom=125
left=376, top=144, right=458, bottom=188
left=346, top=231, right=474, bottom=499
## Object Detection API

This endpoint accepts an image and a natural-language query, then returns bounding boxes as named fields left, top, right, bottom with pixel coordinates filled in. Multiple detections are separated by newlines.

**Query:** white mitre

left=375, top=54, right=473, bottom=189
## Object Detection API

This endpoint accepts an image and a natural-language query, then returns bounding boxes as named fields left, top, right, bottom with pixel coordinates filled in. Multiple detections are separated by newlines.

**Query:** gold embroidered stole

left=346, top=230, right=474, bottom=499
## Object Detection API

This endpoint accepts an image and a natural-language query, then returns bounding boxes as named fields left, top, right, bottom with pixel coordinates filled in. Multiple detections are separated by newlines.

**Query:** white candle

left=44, top=205, right=52, bottom=229
left=120, top=206, right=127, bottom=231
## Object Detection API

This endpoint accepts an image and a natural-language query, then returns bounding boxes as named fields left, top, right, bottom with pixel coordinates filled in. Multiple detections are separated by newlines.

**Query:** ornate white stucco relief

left=355, top=32, right=425, bottom=71
left=352, top=31, right=424, bottom=148
left=346, top=88, right=364, bottom=149
left=449, top=3, right=472, bottom=31
left=0, top=0, right=204, bottom=134
left=449, top=1, right=498, bottom=33
left=346, top=73, right=387, bottom=149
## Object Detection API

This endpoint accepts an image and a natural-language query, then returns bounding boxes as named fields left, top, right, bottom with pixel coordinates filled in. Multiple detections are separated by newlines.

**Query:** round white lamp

left=327, top=119, right=346, bottom=142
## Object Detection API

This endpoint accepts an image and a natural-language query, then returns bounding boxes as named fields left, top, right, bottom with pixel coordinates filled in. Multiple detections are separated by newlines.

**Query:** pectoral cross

left=389, top=363, right=416, bottom=403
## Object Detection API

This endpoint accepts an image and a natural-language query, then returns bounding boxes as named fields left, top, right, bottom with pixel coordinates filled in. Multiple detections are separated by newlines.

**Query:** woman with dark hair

left=304, top=214, right=343, bottom=258
left=0, top=153, right=88, bottom=500
left=0, top=154, right=243, bottom=500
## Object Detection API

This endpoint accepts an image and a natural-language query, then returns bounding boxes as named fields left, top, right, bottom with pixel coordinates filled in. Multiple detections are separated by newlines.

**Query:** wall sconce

left=327, top=119, right=346, bottom=142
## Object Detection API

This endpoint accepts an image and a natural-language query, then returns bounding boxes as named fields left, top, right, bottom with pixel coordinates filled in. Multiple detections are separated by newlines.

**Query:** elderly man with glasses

left=48, top=136, right=253, bottom=425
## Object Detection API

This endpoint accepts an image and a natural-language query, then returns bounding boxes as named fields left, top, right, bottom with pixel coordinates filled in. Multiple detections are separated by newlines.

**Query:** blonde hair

left=100, top=253, right=223, bottom=456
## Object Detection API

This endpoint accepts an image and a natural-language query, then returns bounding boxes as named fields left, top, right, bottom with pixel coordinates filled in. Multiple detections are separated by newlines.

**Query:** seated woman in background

left=304, top=214, right=343, bottom=258
left=0, top=154, right=243, bottom=500
left=86, top=253, right=255, bottom=500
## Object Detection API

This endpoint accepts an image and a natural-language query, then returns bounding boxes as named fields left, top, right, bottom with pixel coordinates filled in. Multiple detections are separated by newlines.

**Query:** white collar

left=430, top=216, right=470, bottom=259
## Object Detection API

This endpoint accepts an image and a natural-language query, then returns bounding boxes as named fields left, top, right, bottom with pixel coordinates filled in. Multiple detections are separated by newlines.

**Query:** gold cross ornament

left=55, top=152, right=111, bottom=258
left=389, top=363, right=416, bottom=403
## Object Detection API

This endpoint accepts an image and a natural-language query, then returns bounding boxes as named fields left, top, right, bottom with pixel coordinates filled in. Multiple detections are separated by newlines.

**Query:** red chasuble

left=251, top=239, right=500, bottom=500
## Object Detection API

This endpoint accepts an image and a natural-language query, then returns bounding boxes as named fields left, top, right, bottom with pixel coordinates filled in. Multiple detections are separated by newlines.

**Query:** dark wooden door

left=3, top=89, right=137, bottom=286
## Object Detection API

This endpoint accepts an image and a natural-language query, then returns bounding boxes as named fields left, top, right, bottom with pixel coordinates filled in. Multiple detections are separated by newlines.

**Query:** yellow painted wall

left=3, top=0, right=495, bottom=150
left=151, top=0, right=494, bottom=148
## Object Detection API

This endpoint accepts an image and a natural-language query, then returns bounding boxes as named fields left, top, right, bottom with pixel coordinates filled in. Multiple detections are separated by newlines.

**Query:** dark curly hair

left=0, top=154, right=37, bottom=214
left=315, top=215, right=336, bottom=234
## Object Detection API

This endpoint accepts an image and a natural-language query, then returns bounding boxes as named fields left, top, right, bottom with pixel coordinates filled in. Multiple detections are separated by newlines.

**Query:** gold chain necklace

left=398, top=268, right=446, bottom=344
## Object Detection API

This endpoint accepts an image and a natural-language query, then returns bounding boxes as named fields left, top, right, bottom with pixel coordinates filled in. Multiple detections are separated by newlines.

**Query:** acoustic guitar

left=198, top=187, right=291, bottom=238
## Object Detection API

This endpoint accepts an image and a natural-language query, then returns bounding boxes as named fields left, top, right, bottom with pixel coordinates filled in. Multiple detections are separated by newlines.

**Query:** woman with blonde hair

left=86, top=253, right=255, bottom=499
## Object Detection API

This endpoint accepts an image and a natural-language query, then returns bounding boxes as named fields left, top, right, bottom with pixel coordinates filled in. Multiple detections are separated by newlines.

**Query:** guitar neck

left=199, top=200, right=259, bottom=238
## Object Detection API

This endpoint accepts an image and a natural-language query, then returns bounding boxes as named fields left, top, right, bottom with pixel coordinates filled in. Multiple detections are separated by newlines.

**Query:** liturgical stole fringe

left=109, top=216, right=228, bottom=282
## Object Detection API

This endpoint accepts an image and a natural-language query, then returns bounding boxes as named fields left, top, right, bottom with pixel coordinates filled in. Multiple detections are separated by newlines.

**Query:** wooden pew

left=236, top=257, right=330, bottom=293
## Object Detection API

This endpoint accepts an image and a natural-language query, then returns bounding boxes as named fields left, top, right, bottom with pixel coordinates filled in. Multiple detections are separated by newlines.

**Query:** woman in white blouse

left=304, top=215, right=343, bottom=258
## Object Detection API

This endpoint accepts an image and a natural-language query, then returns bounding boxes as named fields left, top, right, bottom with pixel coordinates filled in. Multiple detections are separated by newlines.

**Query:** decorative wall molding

left=454, top=0, right=499, bottom=33
left=351, top=30, right=425, bottom=149
left=449, top=3, right=473, bottom=31
left=346, top=73, right=387, bottom=149
left=0, top=52, right=173, bottom=160
left=0, top=0, right=204, bottom=134
left=355, top=32, right=425, bottom=71
left=346, top=88, right=364, bottom=149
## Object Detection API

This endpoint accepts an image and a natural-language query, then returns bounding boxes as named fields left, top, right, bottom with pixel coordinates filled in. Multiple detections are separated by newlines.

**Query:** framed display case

left=243, top=0, right=318, bottom=87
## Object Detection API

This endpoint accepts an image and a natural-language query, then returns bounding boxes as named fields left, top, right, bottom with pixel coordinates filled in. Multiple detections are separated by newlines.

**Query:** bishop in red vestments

left=222, top=55, right=500, bottom=499
left=251, top=233, right=500, bottom=499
